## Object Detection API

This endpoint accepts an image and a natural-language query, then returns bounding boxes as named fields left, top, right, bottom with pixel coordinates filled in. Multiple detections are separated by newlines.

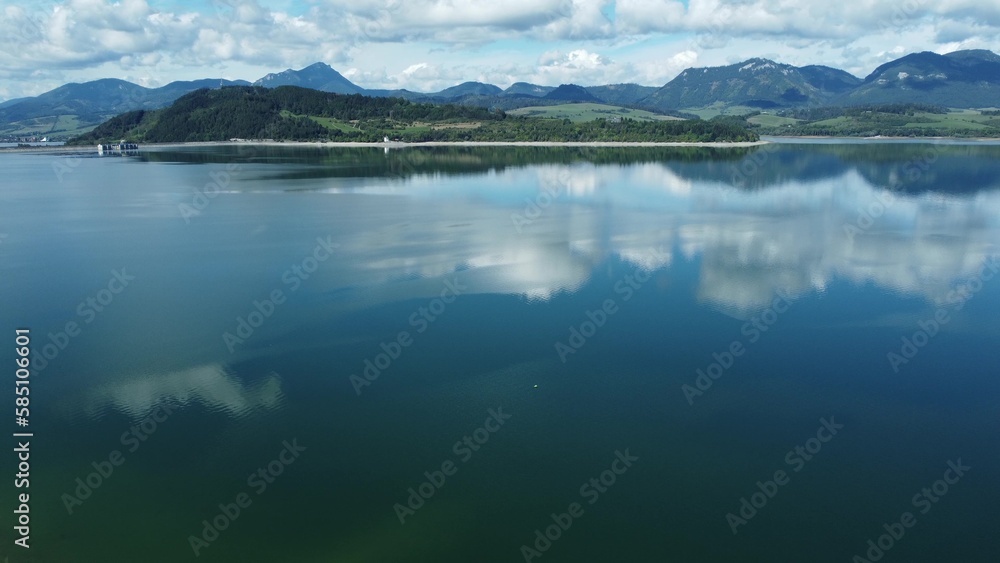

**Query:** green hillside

left=837, top=51, right=1000, bottom=108
left=68, top=86, right=759, bottom=144
left=508, top=103, right=684, bottom=122
left=749, top=104, right=1000, bottom=137
left=641, top=58, right=833, bottom=112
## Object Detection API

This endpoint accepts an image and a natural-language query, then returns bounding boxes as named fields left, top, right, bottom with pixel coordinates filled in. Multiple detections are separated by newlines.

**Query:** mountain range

left=0, top=78, right=249, bottom=128
left=641, top=58, right=863, bottom=110
left=4, top=49, right=1000, bottom=138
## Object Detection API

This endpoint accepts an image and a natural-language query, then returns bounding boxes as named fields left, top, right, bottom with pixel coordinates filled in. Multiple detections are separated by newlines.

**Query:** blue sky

left=1, top=0, right=998, bottom=100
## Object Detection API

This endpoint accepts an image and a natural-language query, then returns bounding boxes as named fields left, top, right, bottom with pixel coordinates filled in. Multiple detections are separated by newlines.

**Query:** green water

left=1, top=142, right=998, bottom=562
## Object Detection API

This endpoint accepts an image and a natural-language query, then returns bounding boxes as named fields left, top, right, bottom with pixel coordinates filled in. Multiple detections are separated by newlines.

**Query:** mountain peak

left=253, top=62, right=364, bottom=95
left=429, top=81, right=503, bottom=98
left=945, top=49, right=1000, bottom=64
left=735, top=58, right=792, bottom=72
left=643, top=58, right=820, bottom=111
left=844, top=49, right=1000, bottom=106
left=543, top=84, right=601, bottom=102
left=504, top=82, right=555, bottom=97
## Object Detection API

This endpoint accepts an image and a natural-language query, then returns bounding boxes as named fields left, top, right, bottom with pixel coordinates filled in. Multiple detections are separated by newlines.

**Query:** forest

left=69, top=86, right=759, bottom=144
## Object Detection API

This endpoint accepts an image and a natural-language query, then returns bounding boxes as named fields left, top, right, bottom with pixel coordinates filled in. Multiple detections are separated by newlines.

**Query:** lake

left=1, top=141, right=998, bottom=562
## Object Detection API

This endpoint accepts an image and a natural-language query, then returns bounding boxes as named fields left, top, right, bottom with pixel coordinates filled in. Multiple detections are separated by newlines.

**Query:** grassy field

left=680, top=103, right=764, bottom=120
left=808, top=116, right=851, bottom=127
left=820, top=110, right=997, bottom=135
left=743, top=107, right=1000, bottom=137
left=289, top=102, right=692, bottom=136
left=1, top=114, right=99, bottom=139
left=284, top=111, right=485, bottom=136
left=508, top=103, right=683, bottom=122
left=682, top=103, right=1000, bottom=137
left=306, top=116, right=357, bottom=132
left=747, top=113, right=801, bottom=127
left=904, top=110, right=994, bottom=130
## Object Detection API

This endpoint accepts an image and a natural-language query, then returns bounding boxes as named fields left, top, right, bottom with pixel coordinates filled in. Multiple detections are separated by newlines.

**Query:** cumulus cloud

left=0, top=0, right=195, bottom=72
left=0, top=0, right=999, bottom=99
left=534, top=49, right=610, bottom=83
left=618, top=0, right=921, bottom=39
left=524, top=47, right=698, bottom=88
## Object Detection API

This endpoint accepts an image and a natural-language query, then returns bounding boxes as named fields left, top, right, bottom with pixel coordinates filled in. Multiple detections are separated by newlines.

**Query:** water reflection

left=8, top=144, right=1000, bottom=389
left=323, top=160, right=1000, bottom=314
left=6, top=144, right=998, bottom=563
left=80, top=364, right=284, bottom=420
left=140, top=142, right=1000, bottom=193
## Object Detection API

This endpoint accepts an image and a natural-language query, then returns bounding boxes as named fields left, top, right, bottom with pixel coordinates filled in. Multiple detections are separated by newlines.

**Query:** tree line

left=70, top=86, right=758, bottom=144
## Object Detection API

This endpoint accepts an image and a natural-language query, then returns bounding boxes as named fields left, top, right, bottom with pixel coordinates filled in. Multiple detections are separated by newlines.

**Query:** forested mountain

left=426, top=82, right=504, bottom=99
left=504, top=83, right=555, bottom=96
left=641, top=58, right=841, bottom=111
left=252, top=62, right=364, bottom=94
left=11, top=49, right=1000, bottom=140
left=835, top=50, right=1000, bottom=107
left=0, top=78, right=249, bottom=127
left=636, top=50, right=1000, bottom=111
left=543, top=84, right=602, bottom=102
left=586, top=84, right=660, bottom=106
left=69, top=86, right=759, bottom=144
left=797, top=65, right=863, bottom=94
left=1, top=79, right=149, bottom=124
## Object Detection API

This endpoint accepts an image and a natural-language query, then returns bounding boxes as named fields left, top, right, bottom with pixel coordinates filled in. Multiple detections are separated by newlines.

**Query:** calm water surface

left=1, top=142, right=998, bottom=562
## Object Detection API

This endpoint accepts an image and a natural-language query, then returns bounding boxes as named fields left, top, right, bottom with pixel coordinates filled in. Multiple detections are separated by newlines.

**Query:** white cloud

left=270, top=162, right=1000, bottom=312
left=534, top=48, right=610, bottom=83
left=615, top=0, right=688, bottom=35
left=0, top=0, right=999, bottom=100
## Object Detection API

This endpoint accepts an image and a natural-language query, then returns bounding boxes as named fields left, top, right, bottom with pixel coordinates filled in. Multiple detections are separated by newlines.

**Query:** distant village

left=1, top=134, right=55, bottom=144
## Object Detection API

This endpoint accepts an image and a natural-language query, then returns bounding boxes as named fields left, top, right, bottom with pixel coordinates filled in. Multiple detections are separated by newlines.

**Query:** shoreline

left=0, top=139, right=770, bottom=153
left=6, top=135, right=1000, bottom=154
left=763, top=134, right=1000, bottom=142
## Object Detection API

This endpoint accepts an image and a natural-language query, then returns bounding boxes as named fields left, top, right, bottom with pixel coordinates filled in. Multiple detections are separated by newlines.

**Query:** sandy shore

left=242, top=140, right=773, bottom=148
left=763, top=135, right=1000, bottom=142
left=0, top=139, right=770, bottom=153
left=8, top=136, right=1000, bottom=154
